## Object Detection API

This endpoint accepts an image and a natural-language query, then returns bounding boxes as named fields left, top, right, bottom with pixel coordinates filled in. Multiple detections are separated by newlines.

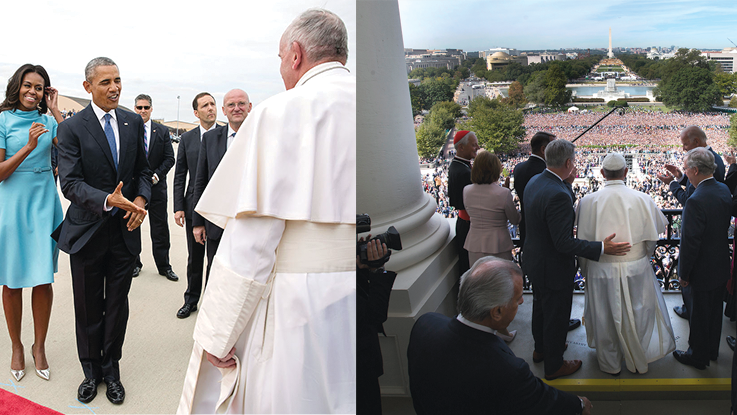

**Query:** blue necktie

left=103, top=113, right=118, bottom=171
left=144, top=127, right=149, bottom=158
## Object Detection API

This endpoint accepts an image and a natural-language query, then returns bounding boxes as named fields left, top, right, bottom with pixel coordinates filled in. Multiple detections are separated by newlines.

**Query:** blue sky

left=397, top=0, right=737, bottom=51
left=0, top=0, right=355, bottom=123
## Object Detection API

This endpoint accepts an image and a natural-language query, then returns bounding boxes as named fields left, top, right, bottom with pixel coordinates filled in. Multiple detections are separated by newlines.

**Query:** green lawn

left=596, top=66, right=624, bottom=72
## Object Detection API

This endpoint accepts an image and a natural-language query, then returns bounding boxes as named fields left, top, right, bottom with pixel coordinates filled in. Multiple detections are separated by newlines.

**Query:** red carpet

left=0, top=388, right=61, bottom=415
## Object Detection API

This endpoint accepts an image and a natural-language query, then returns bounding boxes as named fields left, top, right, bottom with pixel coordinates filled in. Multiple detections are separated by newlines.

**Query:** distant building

left=486, top=51, right=527, bottom=70
left=526, top=52, right=566, bottom=65
left=405, top=48, right=465, bottom=74
left=701, top=48, right=737, bottom=73
left=487, top=47, right=520, bottom=56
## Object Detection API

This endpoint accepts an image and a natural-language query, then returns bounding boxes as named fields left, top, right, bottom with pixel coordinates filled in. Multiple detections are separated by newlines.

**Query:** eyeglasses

left=136, top=106, right=151, bottom=110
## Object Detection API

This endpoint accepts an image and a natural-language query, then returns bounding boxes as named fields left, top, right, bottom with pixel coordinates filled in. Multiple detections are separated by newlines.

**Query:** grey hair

left=456, top=132, right=476, bottom=148
left=601, top=167, right=626, bottom=179
left=685, top=147, right=716, bottom=176
left=282, top=9, right=348, bottom=62
left=545, top=139, right=575, bottom=169
left=135, top=94, right=152, bottom=106
left=457, top=257, right=521, bottom=323
left=85, top=57, right=117, bottom=82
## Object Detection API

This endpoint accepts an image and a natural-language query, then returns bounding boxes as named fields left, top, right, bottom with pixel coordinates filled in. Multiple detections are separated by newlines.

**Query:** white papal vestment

left=176, top=61, right=356, bottom=414
left=576, top=180, right=675, bottom=374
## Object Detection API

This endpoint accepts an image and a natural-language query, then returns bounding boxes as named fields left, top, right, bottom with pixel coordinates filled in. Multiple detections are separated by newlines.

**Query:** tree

left=523, top=71, right=547, bottom=104
left=429, top=101, right=462, bottom=129
left=461, top=100, right=525, bottom=153
left=728, top=113, right=737, bottom=148
left=657, top=66, right=722, bottom=112
left=714, top=72, right=737, bottom=98
left=419, top=79, right=454, bottom=111
left=415, top=122, right=446, bottom=159
left=408, top=83, right=424, bottom=117
left=543, top=64, right=571, bottom=106
left=506, top=81, right=527, bottom=108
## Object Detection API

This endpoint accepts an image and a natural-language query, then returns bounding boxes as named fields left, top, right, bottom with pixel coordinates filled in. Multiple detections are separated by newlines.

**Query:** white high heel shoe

left=32, top=345, right=49, bottom=381
left=10, top=369, right=25, bottom=382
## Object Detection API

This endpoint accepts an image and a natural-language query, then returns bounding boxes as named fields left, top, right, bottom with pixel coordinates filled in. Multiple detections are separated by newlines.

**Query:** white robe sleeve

left=191, top=216, right=286, bottom=359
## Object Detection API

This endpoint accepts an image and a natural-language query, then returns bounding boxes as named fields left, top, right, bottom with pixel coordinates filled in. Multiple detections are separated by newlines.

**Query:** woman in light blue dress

left=0, top=64, right=64, bottom=382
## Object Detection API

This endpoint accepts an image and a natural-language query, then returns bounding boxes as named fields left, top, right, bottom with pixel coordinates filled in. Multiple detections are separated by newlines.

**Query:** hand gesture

left=193, top=226, right=207, bottom=245
left=726, top=151, right=736, bottom=166
left=124, top=196, right=148, bottom=231
left=602, top=233, right=631, bottom=256
left=107, top=182, right=146, bottom=230
left=174, top=211, right=185, bottom=227
left=27, top=122, right=48, bottom=151
left=44, top=87, right=59, bottom=112
left=656, top=171, right=674, bottom=185
left=206, top=347, right=237, bottom=368
left=664, top=164, right=682, bottom=180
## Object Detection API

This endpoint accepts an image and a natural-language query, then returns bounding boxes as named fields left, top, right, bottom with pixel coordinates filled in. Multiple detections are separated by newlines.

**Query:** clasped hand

left=107, top=182, right=147, bottom=231
left=206, top=347, right=237, bottom=368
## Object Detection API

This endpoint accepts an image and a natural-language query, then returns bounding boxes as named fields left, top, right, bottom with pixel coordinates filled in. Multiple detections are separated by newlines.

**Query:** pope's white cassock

left=176, top=61, right=356, bottom=414
left=576, top=178, right=675, bottom=375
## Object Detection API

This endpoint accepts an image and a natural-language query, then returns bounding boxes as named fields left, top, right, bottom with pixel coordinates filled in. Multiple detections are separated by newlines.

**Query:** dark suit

left=669, top=147, right=725, bottom=314
left=407, top=313, right=581, bottom=415
left=193, top=124, right=228, bottom=276
left=136, top=121, right=175, bottom=273
left=523, top=170, right=601, bottom=376
left=678, top=178, right=731, bottom=365
left=173, top=126, right=207, bottom=306
left=56, top=104, right=152, bottom=382
left=448, top=157, right=472, bottom=274
left=512, top=155, right=546, bottom=248
left=357, top=268, right=397, bottom=414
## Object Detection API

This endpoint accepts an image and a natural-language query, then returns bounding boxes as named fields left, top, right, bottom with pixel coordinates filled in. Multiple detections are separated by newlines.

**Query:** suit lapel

left=116, top=109, right=131, bottom=178
left=217, top=126, right=228, bottom=158
left=82, top=105, right=117, bottom=172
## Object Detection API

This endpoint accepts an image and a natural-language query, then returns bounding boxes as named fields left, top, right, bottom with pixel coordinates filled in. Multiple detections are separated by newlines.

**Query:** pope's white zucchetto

left=602, top=153, right=626, bottom=170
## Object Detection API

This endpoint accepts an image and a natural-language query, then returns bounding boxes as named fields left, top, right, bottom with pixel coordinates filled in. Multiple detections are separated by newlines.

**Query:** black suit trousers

left=456, top=218, right=470, bottom=275
left=148, top=184, right=171, bottom=272
left=183, top=217, right=207, bottom=305
left=532, top=283, right=573, bottom=375
left=687, top=285, right=725, bottom=364
left=69, top=217, right=136, bottom=382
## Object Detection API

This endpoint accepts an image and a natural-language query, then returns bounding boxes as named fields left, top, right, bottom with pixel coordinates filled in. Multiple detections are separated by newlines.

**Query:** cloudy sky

left=397, top=0, right=737, bottom=51
left=0, top=0, right=355, bottom=123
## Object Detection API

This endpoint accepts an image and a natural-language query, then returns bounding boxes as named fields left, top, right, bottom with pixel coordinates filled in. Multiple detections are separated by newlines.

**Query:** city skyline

left=397, top=0, right=737, bottom=52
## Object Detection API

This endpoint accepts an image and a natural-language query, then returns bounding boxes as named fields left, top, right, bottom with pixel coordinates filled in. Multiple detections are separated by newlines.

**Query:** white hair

left=282, top=9, right=348, bottom=63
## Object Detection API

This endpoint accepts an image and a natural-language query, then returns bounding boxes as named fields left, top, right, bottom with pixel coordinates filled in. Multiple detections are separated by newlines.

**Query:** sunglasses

left=136, top=106, right=151, bottom=110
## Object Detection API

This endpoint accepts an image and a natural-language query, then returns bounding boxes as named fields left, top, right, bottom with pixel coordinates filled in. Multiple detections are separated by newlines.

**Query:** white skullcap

left=602, top=153, right=626, bottom=170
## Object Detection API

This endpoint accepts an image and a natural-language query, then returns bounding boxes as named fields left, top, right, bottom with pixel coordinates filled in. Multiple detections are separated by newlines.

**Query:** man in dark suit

left=56, top=57, right=152, bottom=405
left=513, top=132, right=581, bottom=333
left=447, top=130, right=479, bottom=275
left=192, top=88, right=252, bottom=278
left=523, top=139, right=630, bottom=380
left=407, top=257, right=592, bottom=415
left=131, top=94, right=177, bottom=281
left=172, top=92, right=219, bottom=319
left=513, top=131, right=555, bottom=248
left=657, top=126, right=726, bottom=320
left=664, top=148, right=732, bottom=369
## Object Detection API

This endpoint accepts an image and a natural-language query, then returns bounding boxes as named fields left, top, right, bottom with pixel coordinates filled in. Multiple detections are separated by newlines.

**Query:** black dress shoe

left=567, top=319, right=581, bottom=332
left=131, top=266, right=141, bottom=278
left=727, top=336, right=736, bottom=352
left=673, top=350, right=706, bottom=370
left=177, top=303, right=197, bottom=319
left=673, top=305, right=688, bottom=319
left=105, top=379, right=125, bottom=404
left=160, top=269, right=179, bottom=281
left=78, top=378, right=100, bottom=403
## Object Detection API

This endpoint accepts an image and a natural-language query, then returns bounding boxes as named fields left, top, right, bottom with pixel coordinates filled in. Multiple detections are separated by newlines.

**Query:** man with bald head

left=192, top=89, right=252, bottom=280
left=657, top=125, right=725, bottom=320
left=408, top=257, right=592, bottom=414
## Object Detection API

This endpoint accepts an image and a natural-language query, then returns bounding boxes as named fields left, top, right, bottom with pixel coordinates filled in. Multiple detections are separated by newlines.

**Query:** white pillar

left=357, top=0, right=459, bottom=398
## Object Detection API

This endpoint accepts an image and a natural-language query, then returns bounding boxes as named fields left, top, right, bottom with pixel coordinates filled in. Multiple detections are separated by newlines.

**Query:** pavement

left=0, top=142, right=199, bottom=414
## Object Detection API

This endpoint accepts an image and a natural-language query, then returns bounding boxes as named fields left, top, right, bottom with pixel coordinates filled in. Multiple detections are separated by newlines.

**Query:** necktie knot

left=104, top=113, right=112, bottom=122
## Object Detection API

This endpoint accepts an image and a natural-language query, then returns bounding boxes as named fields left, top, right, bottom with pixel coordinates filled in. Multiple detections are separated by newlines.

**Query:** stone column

left=357, top=0, right=459, bottom=398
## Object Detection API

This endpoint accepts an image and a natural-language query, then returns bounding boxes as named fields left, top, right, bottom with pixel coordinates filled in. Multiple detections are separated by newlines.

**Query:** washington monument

left=608, top=27, right=614, bottom=58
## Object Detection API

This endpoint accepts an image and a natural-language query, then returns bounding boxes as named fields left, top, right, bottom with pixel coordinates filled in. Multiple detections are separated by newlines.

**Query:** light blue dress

left=0, top=109, right=63, bottom=288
